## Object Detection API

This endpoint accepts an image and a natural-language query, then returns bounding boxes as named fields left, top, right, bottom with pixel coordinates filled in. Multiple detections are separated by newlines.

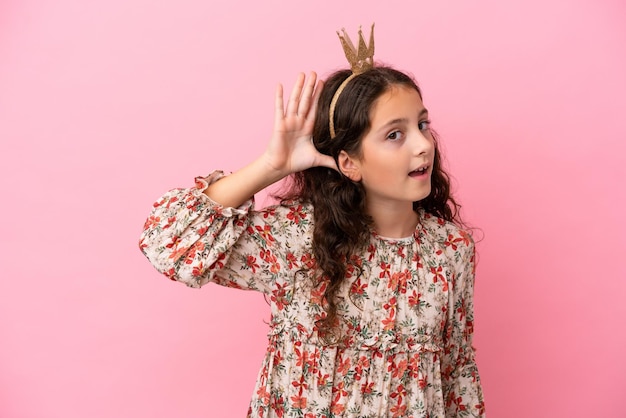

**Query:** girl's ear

left=337, top=150, right=362, bottom=182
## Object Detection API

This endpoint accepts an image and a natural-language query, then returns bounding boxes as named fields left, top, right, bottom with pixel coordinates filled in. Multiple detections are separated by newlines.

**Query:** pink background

left=1, top=0, right=625, bottom=416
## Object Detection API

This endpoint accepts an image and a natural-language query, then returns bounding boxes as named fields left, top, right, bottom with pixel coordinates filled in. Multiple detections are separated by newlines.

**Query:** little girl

left=140, top=27, right=485, bottom=417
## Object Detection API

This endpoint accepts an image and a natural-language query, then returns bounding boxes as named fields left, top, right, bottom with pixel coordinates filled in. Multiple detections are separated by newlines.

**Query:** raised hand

left=263, top=72, right=337, bottom=176
left=203, top=72, right=337, bottom=208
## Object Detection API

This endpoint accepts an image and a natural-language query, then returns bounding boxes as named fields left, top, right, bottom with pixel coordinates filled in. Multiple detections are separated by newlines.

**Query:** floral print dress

left=139, top=172, right=485, bottom=417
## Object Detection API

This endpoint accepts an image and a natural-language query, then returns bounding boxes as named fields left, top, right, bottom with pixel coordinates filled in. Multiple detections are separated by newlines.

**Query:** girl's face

left=340, top=85, right=435, bottom=212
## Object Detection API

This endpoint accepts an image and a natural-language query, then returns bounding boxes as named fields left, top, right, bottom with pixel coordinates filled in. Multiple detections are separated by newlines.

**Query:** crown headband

left=329, top=24, right=375, bottom=139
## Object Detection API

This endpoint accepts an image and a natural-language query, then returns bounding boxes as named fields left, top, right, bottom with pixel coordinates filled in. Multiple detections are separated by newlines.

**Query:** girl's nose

left=412, top=129, right=434, bottom=156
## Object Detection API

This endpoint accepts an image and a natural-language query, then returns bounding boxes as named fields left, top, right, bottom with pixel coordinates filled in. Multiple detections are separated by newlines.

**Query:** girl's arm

left=139, top=72, right=335, bottom=292
left=204, top=72, right=336, bottom=208
left=441, top=235, right=486, bottom=416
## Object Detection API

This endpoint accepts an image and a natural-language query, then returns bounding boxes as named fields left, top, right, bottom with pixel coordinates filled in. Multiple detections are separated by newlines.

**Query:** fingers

left=316, top=153, right=339, bottom=172
left=297, top=72, right=317, bottom=117
left=306, top=79, right=324, bottom=126
left=286, top=73, right=305, bottom=116
left=274, top=83, right=284, bottom=127
left=275, top=72, right=321, bottom=130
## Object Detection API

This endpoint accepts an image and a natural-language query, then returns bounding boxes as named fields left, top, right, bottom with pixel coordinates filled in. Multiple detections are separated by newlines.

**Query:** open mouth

left=409, top=166, right=429, bottom=177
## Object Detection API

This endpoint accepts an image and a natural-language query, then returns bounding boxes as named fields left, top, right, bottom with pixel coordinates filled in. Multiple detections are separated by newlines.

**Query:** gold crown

left=337, top=24, right=375, bottom=75
left=329, top=24, right=376, bottom=138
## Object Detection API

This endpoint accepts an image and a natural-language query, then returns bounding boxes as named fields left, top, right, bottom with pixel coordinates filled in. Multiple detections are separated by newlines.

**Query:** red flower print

left=382, top=313, right=396, bottom=331
left=168, top=246, right=188, bottom=261
left=263, top=207, right=276, bottom=219
left=270, top=282, right=289, bottom=310
left=390, top=384, right=407, bottom=404
left=354, top=355, right=370, bottom=380
left=310, top=282, right=327, bottom=306
left=383, top=296, right=397, bottom=311
left=444, top=234, right=457, bottom=250
left=445, top=233, right=466, bottom=251
left=209, top=252, right=226, bottom=270
left=186, top=199, right=201, bottom=212
left=357, top=355, right=370, bottom=369
left=273, top=350, right=283, bottom=365
left=165, top=235, right=181, bottom=249
left=459, top=229, right=471, bottom=246
left=212, top=275, right=242, bottom=289
left=286, top=205, right=307, bottom=225
left=270, top=394, right=285, bottom=418
left=388, top=270, right=409, bottom=293
left=256, top=386, right=270, bottom=405
left=192, top=262, right=204, bottom=277
left=246, top=255, right=259, bottom=273
left=349, top=253, right=363, bottom=267
left=457, top=302, right=466, bottom=322
left=391, top=359, right=407, bottom=379
left=390, top=402, right=407, bottom=418
left=300, top=252, right=316, bottom=269
left=286, top=252, right=298, bottom=269
left=255, top=224, right=276, bottom=245
left=379, top=261, right=391, bottom=279
left=407, top=354, right=420, bottom=379
left=317, top=372, right=330, bottom=387
left=164, top=195, right=178, bottom=208
left=260, top=248, right=280, bottom=272
left=291, top=375, right=309, bottom=392
left=163, top=267, right=176, bottom=280
left=367, top=243, right=376, bottom=261
left=153, top=197, right=166, bottom=208
left=454, top=396, right=467, bottom=411
left=260, top=248, right=273, bottom=263
left=295, top=346, right=310, bottom=368
left=290, top=394, right=307, bottom=409
left=162, top=216, right=176, bottom=230
left=408, top=290, right=421, bottom=308
left=361, top=381, right=375, bottom=394
left=184, top=247, right=196, bottom=264
left=336, top=356, right=351, bottom=375
left=350, top=278, right=368, bottom=296
left=332, top=381, right=348, bottom=402
left=143, top=215, right=161, bottom=230
left=191, top=241, right=205, bottom=253
left=430, top=266, right=448, bottom=291
left=330, top=402, right=345, bottom=415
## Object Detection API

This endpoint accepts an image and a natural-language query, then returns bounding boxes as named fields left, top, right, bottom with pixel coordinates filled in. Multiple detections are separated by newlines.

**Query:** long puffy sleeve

left=441, top=234, right=486, bottom=416
left=139, top=171, right=303, bottom=294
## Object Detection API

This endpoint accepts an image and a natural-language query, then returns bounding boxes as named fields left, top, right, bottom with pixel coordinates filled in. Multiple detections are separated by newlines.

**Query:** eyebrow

left=377, top=108, right=429, bottom=133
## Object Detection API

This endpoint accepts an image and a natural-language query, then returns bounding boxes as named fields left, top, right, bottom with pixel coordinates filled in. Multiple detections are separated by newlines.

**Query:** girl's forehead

left=369, top=86, right=425, bottom=124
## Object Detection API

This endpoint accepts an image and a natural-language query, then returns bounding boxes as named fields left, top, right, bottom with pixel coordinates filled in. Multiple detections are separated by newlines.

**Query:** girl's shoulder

left=418, top=209, right=474, bottom=248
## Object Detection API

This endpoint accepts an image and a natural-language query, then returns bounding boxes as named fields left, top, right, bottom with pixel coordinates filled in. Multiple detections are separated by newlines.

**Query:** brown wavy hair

left=278, top=66, right=462, bottom=343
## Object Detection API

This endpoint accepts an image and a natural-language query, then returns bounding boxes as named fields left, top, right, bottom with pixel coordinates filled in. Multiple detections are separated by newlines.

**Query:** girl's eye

left=418, top=120, right=432, bottom=132
left=387, top=130, right=404, bottom=141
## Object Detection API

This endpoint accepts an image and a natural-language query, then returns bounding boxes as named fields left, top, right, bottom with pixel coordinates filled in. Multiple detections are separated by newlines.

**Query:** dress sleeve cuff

left=191, top=170, right=254, bottom=216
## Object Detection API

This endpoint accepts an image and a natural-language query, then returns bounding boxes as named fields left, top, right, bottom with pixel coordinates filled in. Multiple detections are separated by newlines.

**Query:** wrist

left=257, top=153, right=291, bottom=184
